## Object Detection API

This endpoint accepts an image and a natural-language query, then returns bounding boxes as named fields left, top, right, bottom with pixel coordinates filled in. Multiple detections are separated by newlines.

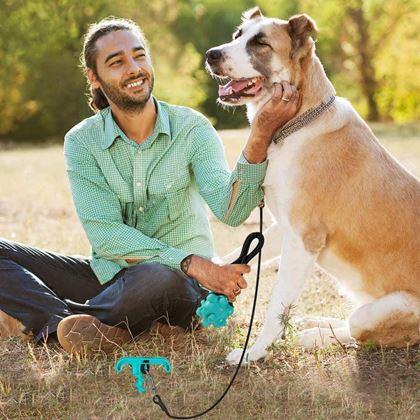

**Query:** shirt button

left=136, top=181, right=142, bottom=187
left=138, top=206, right=144, bottom=212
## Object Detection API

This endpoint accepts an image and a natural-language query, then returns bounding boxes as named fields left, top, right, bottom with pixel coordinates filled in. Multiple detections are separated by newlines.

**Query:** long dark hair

left=81, top=17, right=148, bottom=112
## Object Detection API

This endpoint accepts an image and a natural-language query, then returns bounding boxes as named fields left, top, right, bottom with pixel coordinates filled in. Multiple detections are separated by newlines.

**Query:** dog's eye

left=257, top=39, right=271, bottom=48
left=250, top=32, right=272, bottom=49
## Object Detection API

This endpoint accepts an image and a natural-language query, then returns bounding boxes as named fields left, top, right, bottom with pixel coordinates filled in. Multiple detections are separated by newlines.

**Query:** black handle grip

left=232, top=232, right=264, bottom=265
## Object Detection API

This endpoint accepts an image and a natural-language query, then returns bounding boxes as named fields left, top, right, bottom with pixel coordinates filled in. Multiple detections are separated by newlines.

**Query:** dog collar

left=272, top=95, right=336, bottom=144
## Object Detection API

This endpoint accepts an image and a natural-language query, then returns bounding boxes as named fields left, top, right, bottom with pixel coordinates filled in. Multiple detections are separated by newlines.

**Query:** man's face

left=88, top=29, right=154, bottom=113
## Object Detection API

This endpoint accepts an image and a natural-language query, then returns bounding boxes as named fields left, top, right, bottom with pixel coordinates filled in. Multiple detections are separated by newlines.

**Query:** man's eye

left=111, top=60, right=122, bottom=66
left=135, top=54, right=146, bottom=60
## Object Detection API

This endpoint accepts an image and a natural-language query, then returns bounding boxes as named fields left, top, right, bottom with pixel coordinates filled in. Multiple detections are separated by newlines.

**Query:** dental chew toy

left=196, top=293, right=234, bottom=327
left=196, top=232, right=264, bottom=328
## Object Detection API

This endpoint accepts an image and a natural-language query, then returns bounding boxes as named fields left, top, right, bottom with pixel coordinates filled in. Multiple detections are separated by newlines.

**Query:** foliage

left=0, top=0, right=113, bottom=139
left=0, top=0, right=419, bottom=142
left=301, top=0, right=420, bottom=121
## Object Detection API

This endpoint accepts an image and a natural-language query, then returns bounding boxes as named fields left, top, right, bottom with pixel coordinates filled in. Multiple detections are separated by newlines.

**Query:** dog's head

left=206, top=7, right=317, bottom=107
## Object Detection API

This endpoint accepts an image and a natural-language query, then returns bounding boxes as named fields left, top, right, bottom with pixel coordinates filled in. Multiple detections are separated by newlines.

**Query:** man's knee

left=101, top=263, right=208, bottom=332
left=110, top=264, right=204, bottom=319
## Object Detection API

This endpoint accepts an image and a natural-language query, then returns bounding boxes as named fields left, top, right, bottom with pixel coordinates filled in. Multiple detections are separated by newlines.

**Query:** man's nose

left=126, top=57, right=142, bottom=74
left=206, top=48, right=223, bottom=64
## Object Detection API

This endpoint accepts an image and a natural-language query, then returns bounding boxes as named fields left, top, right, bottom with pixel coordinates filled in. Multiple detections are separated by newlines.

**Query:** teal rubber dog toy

left=196, top=293, right=234, bottom=327
left=196, top=232, right=264, bottom=328
left=115, top=357, right=171, bottom=393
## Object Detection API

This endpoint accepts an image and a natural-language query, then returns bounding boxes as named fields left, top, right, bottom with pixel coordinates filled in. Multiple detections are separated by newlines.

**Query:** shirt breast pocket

left=149, top=172, right=190, bottom=222
left=166, top=188, right=190, bottom=221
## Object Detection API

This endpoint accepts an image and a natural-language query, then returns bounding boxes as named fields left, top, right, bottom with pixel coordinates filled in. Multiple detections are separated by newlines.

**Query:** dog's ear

left=287, top=14, right=318, bottom=58
left=242, top=6, right=264, bottom=21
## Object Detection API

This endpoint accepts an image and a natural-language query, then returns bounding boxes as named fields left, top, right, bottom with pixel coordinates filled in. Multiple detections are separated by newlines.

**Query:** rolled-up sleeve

left=189, top=118, right=267, bottom=227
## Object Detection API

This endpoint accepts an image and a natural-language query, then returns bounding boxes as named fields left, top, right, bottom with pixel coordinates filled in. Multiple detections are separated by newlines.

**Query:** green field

left=0, top=124, right=419, bottom=419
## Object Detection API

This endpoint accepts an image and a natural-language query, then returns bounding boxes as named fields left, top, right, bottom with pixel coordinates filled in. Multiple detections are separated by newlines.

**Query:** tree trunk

left=349, top=3, right=380, bottom=121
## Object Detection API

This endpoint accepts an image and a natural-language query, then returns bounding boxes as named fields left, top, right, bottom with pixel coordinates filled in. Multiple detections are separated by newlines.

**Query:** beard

left=98, top=73, right=154, bottom=113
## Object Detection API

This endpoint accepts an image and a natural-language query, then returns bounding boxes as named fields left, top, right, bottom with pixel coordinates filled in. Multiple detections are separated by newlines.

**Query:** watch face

left=181, top=255, right=193, bottom=274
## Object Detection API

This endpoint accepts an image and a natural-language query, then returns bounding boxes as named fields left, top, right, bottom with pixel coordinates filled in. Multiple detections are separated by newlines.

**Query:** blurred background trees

left=0, top=0, right=419, bottom=142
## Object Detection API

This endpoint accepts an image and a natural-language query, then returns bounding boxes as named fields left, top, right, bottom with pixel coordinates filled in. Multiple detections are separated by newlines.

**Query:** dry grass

left=0, top=123, right=419, bottom=419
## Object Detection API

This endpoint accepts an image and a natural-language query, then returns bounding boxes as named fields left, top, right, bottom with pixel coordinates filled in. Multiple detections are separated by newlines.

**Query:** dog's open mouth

left=218, top=77, right=265, bottom=103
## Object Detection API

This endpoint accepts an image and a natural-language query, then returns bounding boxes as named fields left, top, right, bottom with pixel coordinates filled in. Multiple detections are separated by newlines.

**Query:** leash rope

left=150, top=204, right=265, bottom=418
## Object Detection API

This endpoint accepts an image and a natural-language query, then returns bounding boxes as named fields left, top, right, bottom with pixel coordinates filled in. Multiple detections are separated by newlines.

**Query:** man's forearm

left=243, top=128, right=271, bottom=163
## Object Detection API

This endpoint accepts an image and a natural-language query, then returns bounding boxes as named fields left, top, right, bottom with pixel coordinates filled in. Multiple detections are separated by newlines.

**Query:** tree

left=301, top=0, right=420, bottom=121
left=0, top=0, right=114, bottom=139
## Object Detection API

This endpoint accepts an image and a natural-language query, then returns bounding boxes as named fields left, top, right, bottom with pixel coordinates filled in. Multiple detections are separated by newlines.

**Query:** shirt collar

left=100, top=97, right=171, bottom=150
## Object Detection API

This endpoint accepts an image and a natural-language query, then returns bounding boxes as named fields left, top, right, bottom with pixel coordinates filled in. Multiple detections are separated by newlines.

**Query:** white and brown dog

left=206, top=7, right=420, bottom=364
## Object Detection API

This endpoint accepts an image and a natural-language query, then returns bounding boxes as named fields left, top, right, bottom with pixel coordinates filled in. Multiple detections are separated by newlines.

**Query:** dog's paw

left=294, top=316, right=347, bottom=331
left=226, top=346, right=267, bottom=365
left=296, top=328, right=324, bottom=350
left=297, top=327, right=355, bottom=350
left=226, top=348, right=245, bottom=365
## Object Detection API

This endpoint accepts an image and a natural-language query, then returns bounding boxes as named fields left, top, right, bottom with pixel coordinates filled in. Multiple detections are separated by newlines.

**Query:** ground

left=0, top=123, right=419, bottom=419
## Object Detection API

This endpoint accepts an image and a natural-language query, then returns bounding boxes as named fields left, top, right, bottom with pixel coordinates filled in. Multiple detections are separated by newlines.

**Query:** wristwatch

left=180, top=254, right=193, bottom=275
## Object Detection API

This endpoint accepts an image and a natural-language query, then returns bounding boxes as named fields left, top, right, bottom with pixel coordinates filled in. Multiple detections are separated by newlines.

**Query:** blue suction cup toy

left=196, top=232, right=264, bottom=328
left=196, top=293, right=234, bottom=327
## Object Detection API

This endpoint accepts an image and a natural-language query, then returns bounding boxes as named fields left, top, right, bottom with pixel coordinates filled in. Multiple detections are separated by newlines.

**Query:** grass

left=0, top=122, right=419, bottom=419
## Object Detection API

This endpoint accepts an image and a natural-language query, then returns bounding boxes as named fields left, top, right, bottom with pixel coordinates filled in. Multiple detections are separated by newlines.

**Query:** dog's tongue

left=218, top=79, right=250, bottom=97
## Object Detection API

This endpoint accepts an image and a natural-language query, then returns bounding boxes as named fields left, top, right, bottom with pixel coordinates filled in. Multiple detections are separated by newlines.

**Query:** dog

left=206, top=7, right=420, bottom=364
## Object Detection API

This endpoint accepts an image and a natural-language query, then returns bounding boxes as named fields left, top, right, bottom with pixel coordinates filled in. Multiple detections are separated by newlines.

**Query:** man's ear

left=87, top=68, right=101, bottom=89
left=287, top=14, right=318, bottom=58
left=242, top=6, right=264, bottom=21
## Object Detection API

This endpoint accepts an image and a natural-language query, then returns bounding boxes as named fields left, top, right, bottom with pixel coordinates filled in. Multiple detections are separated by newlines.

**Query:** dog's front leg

left=226, top=232, right=316, bottom=364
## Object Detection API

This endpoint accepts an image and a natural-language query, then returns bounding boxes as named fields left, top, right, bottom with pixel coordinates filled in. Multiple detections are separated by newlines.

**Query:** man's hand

left=243, top=81, right=302, bottom=163
left=186, top=255, right=249, bottom=302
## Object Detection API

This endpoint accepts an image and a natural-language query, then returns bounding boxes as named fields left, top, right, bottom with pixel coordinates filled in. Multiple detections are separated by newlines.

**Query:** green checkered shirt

left=64, top=98, right=267, bottom=284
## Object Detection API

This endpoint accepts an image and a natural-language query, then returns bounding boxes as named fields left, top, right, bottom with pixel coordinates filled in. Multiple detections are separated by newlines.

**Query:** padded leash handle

left=196, top=231, right=265, bottom=327
left=232, top=232, right=264, bottom=265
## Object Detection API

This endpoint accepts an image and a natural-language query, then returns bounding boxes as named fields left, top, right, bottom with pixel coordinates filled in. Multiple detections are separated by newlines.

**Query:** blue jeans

left=0, top=238, right=207, bottom=343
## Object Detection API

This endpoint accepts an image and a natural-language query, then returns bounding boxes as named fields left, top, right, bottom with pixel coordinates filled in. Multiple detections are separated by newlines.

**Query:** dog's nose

left=206, top=48, right=222, bottom=63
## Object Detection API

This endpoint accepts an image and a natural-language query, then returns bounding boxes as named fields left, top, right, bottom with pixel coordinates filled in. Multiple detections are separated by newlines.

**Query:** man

left=0, top=17, right=300, bottom=353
